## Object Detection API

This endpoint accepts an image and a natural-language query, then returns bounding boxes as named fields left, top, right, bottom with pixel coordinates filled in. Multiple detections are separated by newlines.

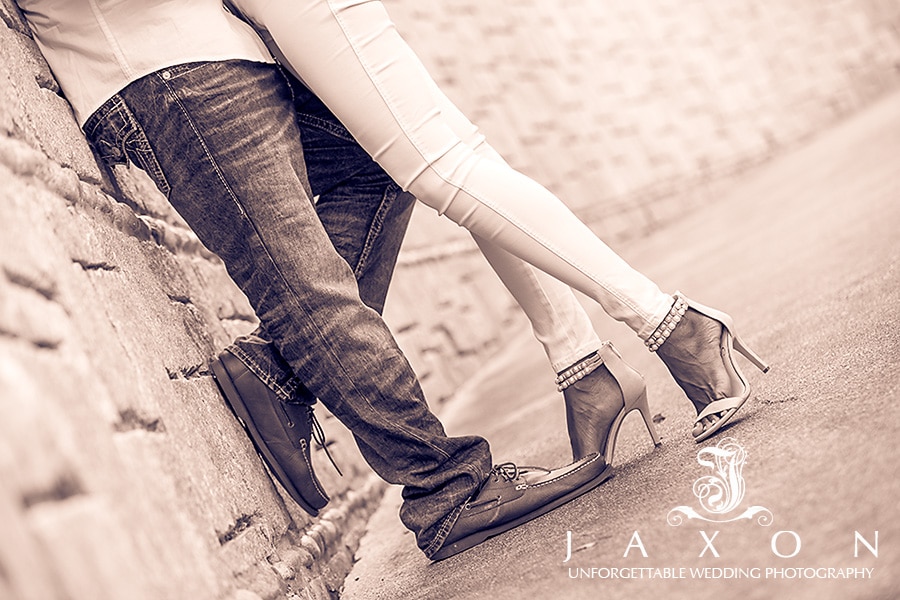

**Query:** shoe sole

left=430, top=463, right=614, bottom=561
left=210, top=359, right=322, bottom=517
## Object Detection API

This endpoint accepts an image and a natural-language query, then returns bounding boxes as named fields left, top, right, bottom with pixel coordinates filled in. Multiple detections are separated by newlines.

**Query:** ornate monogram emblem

left=667, top=437, right=773, bottom=526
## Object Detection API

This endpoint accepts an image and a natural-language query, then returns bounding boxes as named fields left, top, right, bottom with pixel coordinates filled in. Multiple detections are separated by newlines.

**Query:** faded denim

left=83, top=60, right=490, bottom=556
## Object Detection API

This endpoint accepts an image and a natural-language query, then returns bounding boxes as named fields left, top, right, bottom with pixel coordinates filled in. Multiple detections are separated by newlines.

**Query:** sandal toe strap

left=695, top=396, right=746, bottom=422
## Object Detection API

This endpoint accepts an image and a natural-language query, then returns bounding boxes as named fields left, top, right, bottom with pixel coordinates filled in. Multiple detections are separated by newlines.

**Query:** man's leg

left=83, top=60, right=612, bottom=559
left=84, top=60, right=488, bottom=555
left=219, top=72, right=417, bottom=513
left=225, top=70, right=416, bottom=402
left=230, top=70, right=415, bottom=406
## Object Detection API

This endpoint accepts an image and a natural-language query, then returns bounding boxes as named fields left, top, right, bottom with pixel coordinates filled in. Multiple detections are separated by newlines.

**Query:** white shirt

left=17, top=0, right=273, bottom=125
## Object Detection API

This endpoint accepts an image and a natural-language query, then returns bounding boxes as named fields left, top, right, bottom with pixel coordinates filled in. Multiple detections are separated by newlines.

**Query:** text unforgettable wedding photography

left=563, top=438, right=881, bottom=589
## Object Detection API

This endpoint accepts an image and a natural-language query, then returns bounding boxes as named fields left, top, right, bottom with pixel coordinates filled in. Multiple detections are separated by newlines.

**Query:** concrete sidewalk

left=341, top=92, right=900, bottom=600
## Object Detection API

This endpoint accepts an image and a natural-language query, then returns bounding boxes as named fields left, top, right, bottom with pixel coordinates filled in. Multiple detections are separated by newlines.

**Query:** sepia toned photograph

left=1, top=0, right=898, bottom=598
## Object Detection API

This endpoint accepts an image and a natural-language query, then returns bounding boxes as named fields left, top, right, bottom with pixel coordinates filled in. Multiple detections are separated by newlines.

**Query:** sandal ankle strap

left=645, top=295, right=688, bottom=352
left=555, top=351, right=605, bottom=391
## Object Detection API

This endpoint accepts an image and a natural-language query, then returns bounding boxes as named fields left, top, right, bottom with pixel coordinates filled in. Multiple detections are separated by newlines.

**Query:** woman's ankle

left=656, top=308, right=730, bottom=409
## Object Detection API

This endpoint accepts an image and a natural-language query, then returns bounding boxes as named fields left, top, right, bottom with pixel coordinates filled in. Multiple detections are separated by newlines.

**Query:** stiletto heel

left=733, top=334, right=770, bottom=373
left=633, top=388, right=662, bottom=448
left=652, top=291, right=770, bottom=443
left=559, top=342, right=660, bottom=464
left=675, top=294, right=770, bottom=374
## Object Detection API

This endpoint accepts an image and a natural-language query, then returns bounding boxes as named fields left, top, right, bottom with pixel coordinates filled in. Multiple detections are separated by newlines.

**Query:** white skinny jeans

left=230, top=0, right=673, bottom=367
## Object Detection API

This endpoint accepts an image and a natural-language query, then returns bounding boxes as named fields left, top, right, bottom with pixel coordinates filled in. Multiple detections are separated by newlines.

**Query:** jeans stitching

left=127, top=62, right=485, bottom=552
left=352, top=185, right=392, bottom=278
left=294, top=112, right=356, bottom=143
left=421, top=453, right=487, bottom=556
left=160, top=66, right=459, bottom=469
left=423, top=500, right=466, bottom=558
left=83, top=95, right=124, bottom=140
left=124, top=121, right=171, bottom=196
left=228, top=346, right=295, bottom=403
left=162, top=62, right=217, bottom=81
left=85, top=95, right=171, bottom=195
left=294, top=107, right=405, bottom=280
left=161, top=75, right=253, bottom=221
left=84, top=98, right=130, bottom=163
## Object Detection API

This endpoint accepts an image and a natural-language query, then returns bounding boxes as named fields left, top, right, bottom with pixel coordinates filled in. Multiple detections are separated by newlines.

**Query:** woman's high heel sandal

left=650, top=292, right=770, bottom=443
left=558, top=342, right=661, bottom=463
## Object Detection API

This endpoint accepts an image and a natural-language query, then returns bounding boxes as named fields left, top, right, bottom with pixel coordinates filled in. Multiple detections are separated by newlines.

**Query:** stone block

left=0, top=25, right=102, bottom=183
left=0, top=479, right=59, bottom=600
left=25, top=498, right=157, bottom=600
left=0, top=0, right=27, bottom=32
left=111, top=162, right=192, bottom=224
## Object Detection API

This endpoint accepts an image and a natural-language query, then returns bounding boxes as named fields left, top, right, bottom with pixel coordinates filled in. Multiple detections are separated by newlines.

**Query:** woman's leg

left=242, top=1, right=602, bottom=372
left=230, top=0, right=673, bottom=341
left=229, top=0, right=763, bottom=439
left=432, top=81, right=602, bottom=372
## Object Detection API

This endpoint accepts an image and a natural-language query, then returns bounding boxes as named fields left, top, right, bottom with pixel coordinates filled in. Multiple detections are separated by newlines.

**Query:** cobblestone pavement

left=341, top=92, right=900, bottom=600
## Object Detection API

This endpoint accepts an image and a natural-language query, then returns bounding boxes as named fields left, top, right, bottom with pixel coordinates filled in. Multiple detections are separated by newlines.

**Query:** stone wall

left=1, top=1, right=899, bottom=599
left=1, top=2, right=382, bottom=599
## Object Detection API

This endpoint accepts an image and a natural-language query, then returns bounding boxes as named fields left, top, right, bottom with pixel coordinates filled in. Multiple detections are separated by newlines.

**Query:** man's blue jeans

left=82, top=60, right=490, bottom=557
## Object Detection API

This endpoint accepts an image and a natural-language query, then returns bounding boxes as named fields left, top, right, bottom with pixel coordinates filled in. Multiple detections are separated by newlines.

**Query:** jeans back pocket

left=83, top=95, right=171, bottom=197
